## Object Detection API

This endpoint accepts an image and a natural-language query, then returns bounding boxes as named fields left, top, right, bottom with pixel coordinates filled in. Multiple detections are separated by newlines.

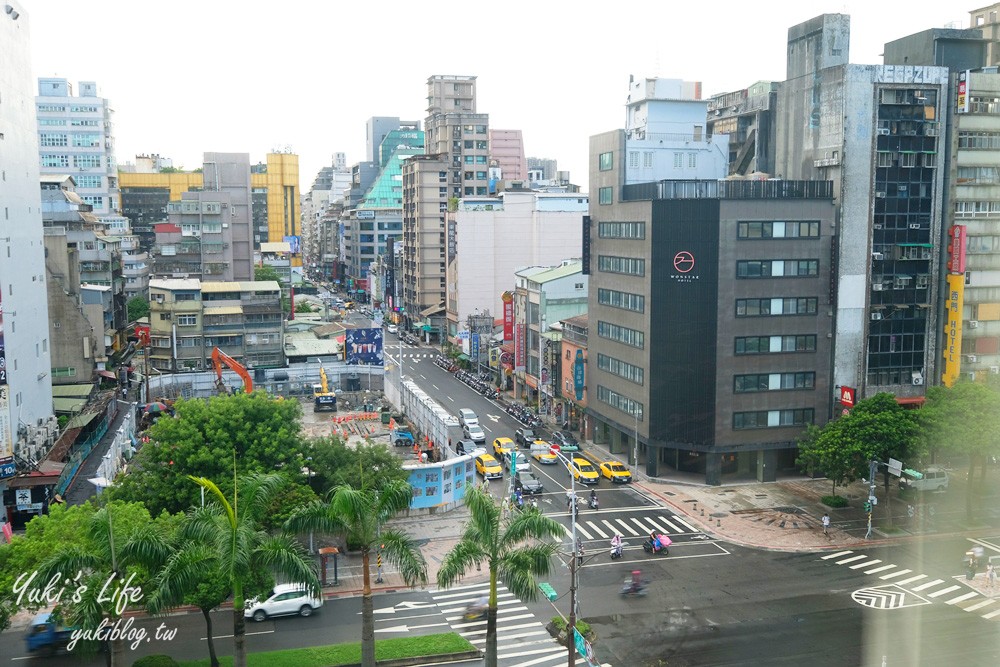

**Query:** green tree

left=295, top=301, right=314, bottom=313
left=919, top=381, right=1000, bottom=521
left=105, top=393, right=308, bottom=514
left=285, top=481, right=427, bottom=667
left=184, top=473, right=319, bottom=667
left=127, top=295, right=150, bottom=322
left=254, top=265, right=282, bottom=283
left=305, top=439, right=409, bottom=493
left=436, top=486, right=563, bottom=667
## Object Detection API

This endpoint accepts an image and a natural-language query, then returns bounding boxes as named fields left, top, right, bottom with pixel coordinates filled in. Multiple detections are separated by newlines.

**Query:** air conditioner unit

left=969, top=320, right=979, bottom=329
left=991, top=366, right=1000, bottom=375
left=872, top=283, right=884, bottom=291
left=871, top=312, right=883, bottom=321
left=875, top=191, right=886, bottom=198
left=909, top=223, right=921, bottom=230
left=967, top=354, right=978, bottom=363
left=873, top=223, right=883, bottom=229
left=872, top=252, right=884, bottom=260
left=877, top=128, right=890, bottom=135
left=912, top=375, right=924, bottom=386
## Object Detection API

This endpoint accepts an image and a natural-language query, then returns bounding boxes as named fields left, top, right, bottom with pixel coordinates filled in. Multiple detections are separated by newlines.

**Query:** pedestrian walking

left=987, top=563, right=996, bottom=597
left=822, top=513, right=831, bottom=537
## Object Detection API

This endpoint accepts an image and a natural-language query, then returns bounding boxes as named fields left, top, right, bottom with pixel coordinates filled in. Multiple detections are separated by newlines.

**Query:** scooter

left=642, top=534, right=672, bottom=556
left=588, top=495, right=599, bottom=511
left=610, top=543, right=624, bottom=560
left=619, top=577, right=649, bottom=596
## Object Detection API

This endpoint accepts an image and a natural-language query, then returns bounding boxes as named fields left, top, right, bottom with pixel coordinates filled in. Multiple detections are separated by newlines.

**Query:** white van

left=459, top=408, right=479, bottom=427
left=899, top=467, right=949, bottom=493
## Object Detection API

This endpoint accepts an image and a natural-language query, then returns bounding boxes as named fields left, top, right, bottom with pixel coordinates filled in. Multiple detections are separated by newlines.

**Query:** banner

left=0, top=289, right=11, bottom=465
left=948, top=225, right=967, bottom=274
left=574, top=350, right=585, bottom=401
left=502, top=292, right=514, bottom=342
left=345, top=328, right=385, bottom=366
left=514, top=323, right=526, bottom=372
left=470, top=333, right=480, bottom=362
left=942, top=274, right=964, bottom=388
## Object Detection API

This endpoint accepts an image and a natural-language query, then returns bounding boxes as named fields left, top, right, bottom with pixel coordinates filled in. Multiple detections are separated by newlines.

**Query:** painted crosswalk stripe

left=822, top=550, right=853, bottom=560
left=509, top=648, right=588, bottom=667
left=449, top=611, right=532, bottom=628
left=912, top=579, right=944, bottom=592
left=865, top=564, right=896, bottom=575
left=836, top=555, right=868, bottom=565
left=850, top=559, right=882, bottom=570
left=630, top=517, right=654, bottom=535
left=946, top=591, right=981, bottom=605
left=499, top=645, right=571, bottom=659
left=964, top=598, right=997, bottom=612
left=431, top=580, right=504, bottom=595
left=467, top=628, right=550, bottom=644
left=928, top=585, right=961, bottom=599
left=432, top=586, right=499, bottom=600
left=615, top=518, right=641, bottom=536
left=982, top=608, right=1000, bottom=619
left=644, top=518, right=672, bottom=534
left=586, top=522, right=609, bottom=539
left=574, top=523, right=594, bottom=540
left=437, top=591, right=514, bottom=605
left=658, top=516, right=685, bottom=533
left=602, top=519, right=623, bottom=537
left=879, top=569, right=912, bottom=580
left=459, top=621, right=543, bottom=637
left=671, top=515, right=698, bottom=532
left=562, top=524, right=574, bottom=540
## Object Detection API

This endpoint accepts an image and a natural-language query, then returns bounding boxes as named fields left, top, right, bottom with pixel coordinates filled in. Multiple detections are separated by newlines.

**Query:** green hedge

left=822, top=495, right=849, bottom=508
left=133, top=656, right=180, bottom=667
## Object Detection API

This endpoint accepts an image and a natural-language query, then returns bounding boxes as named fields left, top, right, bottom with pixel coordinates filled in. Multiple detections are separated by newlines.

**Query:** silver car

left=244, top=584, right=323, bottom=622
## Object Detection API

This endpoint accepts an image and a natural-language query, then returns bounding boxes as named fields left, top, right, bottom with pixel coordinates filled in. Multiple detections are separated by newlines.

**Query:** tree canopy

left=305, top=438, right=410, bottom=494
left=254, top=265, right=283, bottom=283
left=127, top=295, right=150, bottom=322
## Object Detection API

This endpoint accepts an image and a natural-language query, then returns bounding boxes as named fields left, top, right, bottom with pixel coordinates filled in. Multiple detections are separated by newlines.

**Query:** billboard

left=282, top=235, right=301, bottom=254
left=514, top=323, right=526, bottom=372
left=502, top=292, right=514, bottom=342
left=957, top=70, right=969, bottom=114
left=345, top=328, right=384, bottom=365
left=942, top=274, right=964, bottom=387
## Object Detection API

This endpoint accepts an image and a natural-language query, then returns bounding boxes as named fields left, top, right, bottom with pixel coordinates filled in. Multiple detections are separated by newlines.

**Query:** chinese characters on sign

left=502, top=291, right=514, bottom=343
left=942, top=274, right=964, bottom=387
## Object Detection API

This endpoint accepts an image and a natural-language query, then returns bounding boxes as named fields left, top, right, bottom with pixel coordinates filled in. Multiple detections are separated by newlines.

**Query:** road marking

left=376, top=621, right=450, bottom=633
left=586, top=522, right=609, bottom=539
left=822, top=550, right=854, bottom=560
left=375, top=612, right=442, bottom=622
left=488, top=414, right=501, bottom=422
left=836, top=555, right=869, bottom=565
left=644, top=517, right=671, bottom=534
left=965, top=598, right=997, bottom=612
left=436, top=592, right=514, bottom=607
left=574, top=523, right=594, bottom=540
left=850, top=559, right=882, bottom=570
left=945, top=591, right=981, bottom=605
left=672, top=515, right=699, bottom=532
left=498, top=645, right=569, bottom=659
left=912, top=579, right=945, bottom=592
left=466, top=628, right=550, bottom=644
left=448, top=610, right=532, bottom=628
left=439, top=597, right=519, bottom=613
left=894, top=574, right=927, bottom=585
left=602, top=519, right=622, bottom=537
left=210, top=630, right=274, bottom=639
left=983, top=608, right=1000, bottom=619
left=507, top=646, right=585, bottom=667
left=458, top=621, right=544, bottom=637
left=864, top=565, right=897, bottom=575
left=446, top=396, right=454, bottom=403
left=432, top=384, right=439, bottom=391
left=880, top=569, right=913, bottom=580
left=630, top=517, right=655, bottom=535
left=615, top=518, right=641, bottom=536
left=927, top=585, right=962, bottom=599
left=658, top=515, right=686, bottom=533
left=967, top=537, right=1000, bottom=554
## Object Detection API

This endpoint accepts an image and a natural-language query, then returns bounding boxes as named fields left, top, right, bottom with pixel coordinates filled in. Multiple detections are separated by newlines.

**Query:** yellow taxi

left=493, top=437, right=516, bottom=459
left=529, top=440, right=558, bottom=465
left=599, top=461, right=633, bottom=484
left=475, top=454, right=503, bottom=480
left=570, top=457, right=599, bottom=485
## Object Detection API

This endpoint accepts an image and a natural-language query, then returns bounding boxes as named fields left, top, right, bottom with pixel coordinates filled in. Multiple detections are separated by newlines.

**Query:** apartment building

left=488, top=129, right=527, bottom=183
left=706, top=81, right=778, bottom=176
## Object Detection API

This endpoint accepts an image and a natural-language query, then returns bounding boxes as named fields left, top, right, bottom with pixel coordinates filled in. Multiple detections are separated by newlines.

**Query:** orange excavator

left=211, top=347, right=253, bottom=394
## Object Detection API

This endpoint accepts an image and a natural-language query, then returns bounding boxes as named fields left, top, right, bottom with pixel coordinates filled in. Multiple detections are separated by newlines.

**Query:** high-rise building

left=971, top=3, right=1000, bottom=65
left=775, top=14, right=949, bottom=397
left=35, top=78, right=119, bottom=219
left=1, top=2, right=56, bottom=484
left=488, top=129, right=527, bottom=183
left=706, top=81, right=778, bottom=176
left=402, top=76, right=490, bottom=337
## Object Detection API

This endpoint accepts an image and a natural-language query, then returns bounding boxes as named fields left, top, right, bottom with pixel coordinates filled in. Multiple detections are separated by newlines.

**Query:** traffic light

left=903, top=468, right=923, bottom=480
left=538, top=582, right=557, bottom=601
left=863, top=502, right=872, bottom=513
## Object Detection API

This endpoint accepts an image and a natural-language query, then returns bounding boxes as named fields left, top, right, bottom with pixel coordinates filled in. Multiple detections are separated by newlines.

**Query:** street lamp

left=633, top=407, right=642, bottom=478
left=550, top=446, right=580, bottom=667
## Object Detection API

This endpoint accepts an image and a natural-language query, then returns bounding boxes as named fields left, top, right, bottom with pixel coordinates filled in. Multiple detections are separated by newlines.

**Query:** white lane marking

left=945, top=591, right=981, bottom=605
left=927, top=585, right=961, bottom=599
left=965, top=598, right=998, bottom=612
left=630, top=517, right=656, bottom=535
left=894, top=574, right=927, bottom=585
left=982, top=608, right=1000, bottom=619
left=880, top=569, right=913, bottom=580
left=574, top=523, right=594, bottom=540
left=850, top=559, right=882, bottom=570
left=432, top=384, right=439, bottom=391
left=671, top=515, right=699, bottom=532
left=467, top=629, right=551, bottom=644
left=602, top=519, right=622, bottom=537
left=836, top=555, right=869, bottom=565
left=912, top=579, right=945, bottom=592
left=822, top=550, right=854, bottom=560
left=458, top=621, right=544, bottom=637
left=586, top=522, right=609, bottom=539
left=615, top=518, right=641, bottom=536
left=658, top=516, right=685, bottom=533
left=448, top=610, right=532, bottom=629
left=864, top=565, right=897, bottom=575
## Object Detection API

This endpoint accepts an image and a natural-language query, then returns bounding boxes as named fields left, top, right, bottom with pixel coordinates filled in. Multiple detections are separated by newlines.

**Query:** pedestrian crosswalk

left=555, top=508, right=704, bottom=544
left=821, top=549, right=1000, bottom=620
left=431, top=581, right=589, bottom=667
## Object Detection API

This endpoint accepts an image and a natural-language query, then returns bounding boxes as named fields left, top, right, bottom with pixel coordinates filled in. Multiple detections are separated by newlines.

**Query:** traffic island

left=174, top=632, right=479, bottom=667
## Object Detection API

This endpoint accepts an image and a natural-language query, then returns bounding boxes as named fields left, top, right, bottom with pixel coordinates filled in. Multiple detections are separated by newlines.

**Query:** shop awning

left=421, top=324, right=434, bottom=332
left=897, top=243, right=933, bottom=248
left=420, top=302, right=444, bottom=318
left=458, top=353, right=470, bottom=361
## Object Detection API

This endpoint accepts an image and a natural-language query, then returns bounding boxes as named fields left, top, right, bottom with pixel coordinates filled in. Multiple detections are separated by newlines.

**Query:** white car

left=464, top=423, right=487, bottom=444
left=387, top=324, right=398, bottom=334
left=244, top=583, right=323, bottom=622
left=459, top=408, right=480, bottom=427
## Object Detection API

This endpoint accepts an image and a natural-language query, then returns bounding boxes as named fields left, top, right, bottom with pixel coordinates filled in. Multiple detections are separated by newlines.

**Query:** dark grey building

left=586, top=134, right=836, bottom=484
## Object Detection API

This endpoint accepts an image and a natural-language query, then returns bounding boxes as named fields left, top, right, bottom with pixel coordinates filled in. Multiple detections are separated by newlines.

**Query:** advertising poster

left=282, top=236, right=301, bottom=254
left=345, top=327, right=384, bottom=365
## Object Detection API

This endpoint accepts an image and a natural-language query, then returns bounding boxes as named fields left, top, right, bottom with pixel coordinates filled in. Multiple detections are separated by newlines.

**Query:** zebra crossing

left=558, top=508, right=705, bottom=544
left=821, top=549, right=1000, bottom=620
left=430, top=581, right=589, bottom=667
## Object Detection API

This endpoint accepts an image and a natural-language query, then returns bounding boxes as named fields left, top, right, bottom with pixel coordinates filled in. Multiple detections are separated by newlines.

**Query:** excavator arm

left=211, top=347, right=254, bottom=394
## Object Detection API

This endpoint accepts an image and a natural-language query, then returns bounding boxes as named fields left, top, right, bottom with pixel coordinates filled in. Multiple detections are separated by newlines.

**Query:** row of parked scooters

left=434, top=355, right=458, bottom=372
left=455, top=370, right=501, bottom=399
left=504, top=403, right=542, bottom=429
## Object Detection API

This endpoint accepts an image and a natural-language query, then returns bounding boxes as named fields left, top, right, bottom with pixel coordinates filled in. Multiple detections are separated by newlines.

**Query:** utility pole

left=551, top=447, right=578, bottom=667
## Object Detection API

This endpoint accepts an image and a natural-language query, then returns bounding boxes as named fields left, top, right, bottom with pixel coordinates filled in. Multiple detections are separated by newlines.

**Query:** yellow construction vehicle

left=313, top=365, right=337, bottom=412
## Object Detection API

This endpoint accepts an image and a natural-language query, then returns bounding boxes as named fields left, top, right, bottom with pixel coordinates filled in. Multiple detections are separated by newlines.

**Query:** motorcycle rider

left=630, top=569, right=643, bottom=594
left=649, top=531, right=661, bottom=553
left=589, top=489, right=598, bottom=509
left=611, top=533, right=623, bottom=558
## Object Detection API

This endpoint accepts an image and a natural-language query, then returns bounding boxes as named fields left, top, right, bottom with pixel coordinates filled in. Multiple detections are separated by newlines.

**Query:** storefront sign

left=514, top=323, right=525, bottom=373
left=957, top=71, right=969, bottom=114
left=502, top=292, right=514, bottom=342
left=839, top=386, right=856, bottom=407
left=942, top=274, right=965, bottom=387
left=581, top=216, right=591, bottom=275
left=948, top=225, right=967, bottom=274
left=574, top=350, right=585, bottom=401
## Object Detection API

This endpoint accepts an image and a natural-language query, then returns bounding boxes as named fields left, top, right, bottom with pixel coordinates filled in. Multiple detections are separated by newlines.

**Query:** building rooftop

left=522, top=260, right=583, bottom=284
left=201, top=280, right=280, bottom=293
left=150, top=278, right=202, bottom=291
left=260, top=242, right=291, bottom=254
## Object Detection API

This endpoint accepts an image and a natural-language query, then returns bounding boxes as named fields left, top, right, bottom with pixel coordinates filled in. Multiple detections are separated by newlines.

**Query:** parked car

left=456, top=439, right=477, bottom=455
left=514, top=427, right=536, bottom=446
left=899, top=467, right=949, bottom=493
left=514, top=470, right=544, bottom=495
left=570, top=457, right=599, bottom=485
left=244, top=583, right=323, bottom=622
left=475, top=454, right=503, bottom=480
left=464, top=423, right=486, bottom=444
left=600, top=460, right=633, bottom=483
left=551, top=431, right=580, bottom=453
left=459, top=408, right=480, bottom=427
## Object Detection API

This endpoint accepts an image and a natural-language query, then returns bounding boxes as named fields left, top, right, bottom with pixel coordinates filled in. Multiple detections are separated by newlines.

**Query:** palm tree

left=285, top=480, right=427, bottom=667
left=436, top=485, right=564, bottom=667
left=184, top=473, right=319, bottom=667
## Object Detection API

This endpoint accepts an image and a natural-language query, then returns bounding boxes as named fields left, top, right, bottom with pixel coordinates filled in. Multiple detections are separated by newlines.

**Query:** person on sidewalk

left=987, top=563, right=996, bottom=597
left=822, top=513, right=831, bottom=537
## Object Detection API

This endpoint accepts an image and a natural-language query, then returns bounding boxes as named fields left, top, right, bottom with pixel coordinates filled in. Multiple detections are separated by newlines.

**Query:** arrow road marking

left=375, top=622, right=449, bottom=633
left=488, top=414, right=501, bottom=422
left=367, top=600, right=436, bottom=614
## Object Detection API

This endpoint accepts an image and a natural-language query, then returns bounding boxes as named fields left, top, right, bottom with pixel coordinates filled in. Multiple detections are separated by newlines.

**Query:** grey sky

left=24, top=0, right=968, bottom=188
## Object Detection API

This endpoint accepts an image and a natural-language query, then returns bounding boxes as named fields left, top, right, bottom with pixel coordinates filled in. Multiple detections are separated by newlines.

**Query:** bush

left=822, top=495, right=849, bottom=508
left=133, top=656, right=180, bottom=667
left=550, top=616, right=591, bottom=637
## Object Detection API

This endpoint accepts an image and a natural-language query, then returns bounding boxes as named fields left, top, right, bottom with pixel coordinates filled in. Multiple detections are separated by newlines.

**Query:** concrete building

left=775, top=13, right=948, bottom=398
left=367, top=118, right=421, bottom=164
left=402, top=75, right=490, bottom=339
left=446, top=191, right=588, bottom=340
left=557, top=314, right=589, bottom=432
left=1, top=2, right=57, bottom=483
left=971, top=4, right=1000, bottom=65
left=706, top=81, right=778, bottom=176
left=489, top=129, right=527, bottom=183
left=35, top=77, right=119, bottom=219
left=301, top=156, right=351, bottom=275
left=148, top=278, right=284, bottom=371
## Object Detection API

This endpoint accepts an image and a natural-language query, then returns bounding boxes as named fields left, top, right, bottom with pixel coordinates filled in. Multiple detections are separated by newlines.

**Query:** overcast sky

left=23, top=0, right=970, bottom=190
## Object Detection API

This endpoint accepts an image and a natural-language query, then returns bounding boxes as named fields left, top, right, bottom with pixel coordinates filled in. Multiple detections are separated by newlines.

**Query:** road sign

left=888, top=458, right=902, bottom=477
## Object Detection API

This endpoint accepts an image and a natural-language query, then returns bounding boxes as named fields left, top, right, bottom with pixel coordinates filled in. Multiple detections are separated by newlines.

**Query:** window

left=599, top=152, right=613, bottom=171
left=70, top=105, right=99, bottom=113
left=74, top=155, right=101, bottom=168
left=643, top=152, right=653, bottom=168
left=74, top=175, right=102, bottom=188
left=598, top=255, right=645, bottom=276
left=955, top=201, right=1000, bottom=218
left=736, top=260, right=819, bottom=278
left=969, top=96, right=1000, bottom=114
left=71, top=119, right=99, bottom=127
left=958, top=131, right=1000, bottom=149
left=736, top=297, right=818, bottom=317
left=877, top=152, right=894, bottom=167
left=177, top=314, right=197, bottom=326
left=673, top=153, right=682, bottom=169
left=957, top=167, right=1000, bottom=184
left=81, top=196, right=104, bottom=208
left=598, top=187, right=612, bottom=205
left=598, top=221, right=644, bottom=239
left=179, top=337, right=200, bottom=348
left=38, top=119, right=66, bottom=126
left=735, top=335, right=817, bottom=355
left=39, top=133, right=68, bottom=147
left=37, top=104, right=66, bottom=112
left=734, top=372, right=815, bottom=393
left=899, top=152, right=917, bottom=168
left=475, top=125, right=487, bottom=134
left=733, top=409, right=814, bottom=430
left=51, top=367, right=78, bottom=378
left=737, top=221, right=820, bottom=239
left=41, top=154, right=70, bottom=168
left=596, top=385, right=643, bottom=419
left=598, top=321, right=645, bottom=348
left=72, top=133, right=101, bottom=147
left=628, top=151, right=639, bottom=168
left=688, top=153, right=697, bottom=168
left=598, top=288, right=644, bottom=313
left=597, top=354, right=644, bottom=385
